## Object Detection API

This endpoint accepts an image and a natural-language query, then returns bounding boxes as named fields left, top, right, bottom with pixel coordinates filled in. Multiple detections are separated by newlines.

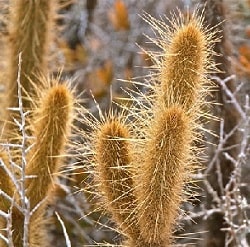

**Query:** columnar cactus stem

left=135, top=106, right=193, bottom=245
left=132, top=11, right=215, bottom=246
left=159, top=19, right=208, bottom=109
left=8, top=0, right=55, bottom=109
left=0, top=1, right=75, bottom=246
left=86, top=9, right=216, bottom=247
left=0, top=82, right=74, bottom=247
left=3, top=0, right=56, bottom=142
left=26, top=83, right=73, bottom=210
left=94, top=117, right=139, bottom=240
left=25, top=82, right=74, bottom=247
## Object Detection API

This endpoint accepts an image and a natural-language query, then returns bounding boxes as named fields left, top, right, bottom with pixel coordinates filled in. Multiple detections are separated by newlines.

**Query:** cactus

left=2, top=0, right=56, bottom=142
left=0, top=1, right=77, bottom=246
left=91, top=10, right=216, bottom=247
left=26, top=82, right=74, bottom=247
left=26, top=82, right=73, bottom=209
left=7, top=0, right=55, bottom=109
left=133, top=11, right=215, bottom=245
left=156, top=13, right=214, bottom=109
left=0, top=81, right=74, bottom=247
left=94, top=116, right=140, bottom=241
left=0, top=1, right=218, bottom=246
left=134, top=106, right=193, bottom=245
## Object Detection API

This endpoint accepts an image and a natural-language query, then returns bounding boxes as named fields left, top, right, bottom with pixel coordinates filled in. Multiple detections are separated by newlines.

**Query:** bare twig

left=55, top=211, right=72, bottom=247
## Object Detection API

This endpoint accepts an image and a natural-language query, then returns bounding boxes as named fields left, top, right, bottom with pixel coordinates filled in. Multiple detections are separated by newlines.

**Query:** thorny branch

left=0, top=53, right=31, bottom=247
left=180, top=75, right=250, bottom=246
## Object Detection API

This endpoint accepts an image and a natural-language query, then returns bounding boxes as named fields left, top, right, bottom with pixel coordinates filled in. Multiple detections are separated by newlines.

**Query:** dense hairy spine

left=0, top=0, right=58, bottom=240
left=25, top=83, right=73, bottom=246
left=27, top=207, right=50, bottom=247
left=3, top=0, right=56, bottom=141
left=94, top=117, right=139, bottom=241
left=0, top=83, right=74, bottom=247
left=135, top=106, right=192, bottom=245
left=84, top=10, right=215, bottom=247
left=0, top=83, right=73, bottom=247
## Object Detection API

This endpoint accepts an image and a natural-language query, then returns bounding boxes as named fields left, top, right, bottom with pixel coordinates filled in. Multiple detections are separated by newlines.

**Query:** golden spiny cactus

left=26, top=83, right=73, bottom=209
left=91, top=10, right=216, bottom=247
left=0, top=82, right=74, bottom=247
left=0, top=1, right=77, bottom=246
left=135, top=106, right=193, bottom=245
left=133, top=12, right=215, bottom=245
left=7, top=0, right=55, bottom=109
left=157, top=15, right=212, bottom=109
left=94, top=116, right=140, bottom=240
left=0, top=2, right=217, bottom=246
left=26, top=82, right=74, bottom=247
left=140, top=12, right=216, bottom=113
left=3, top=0, right=57, bottom=142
